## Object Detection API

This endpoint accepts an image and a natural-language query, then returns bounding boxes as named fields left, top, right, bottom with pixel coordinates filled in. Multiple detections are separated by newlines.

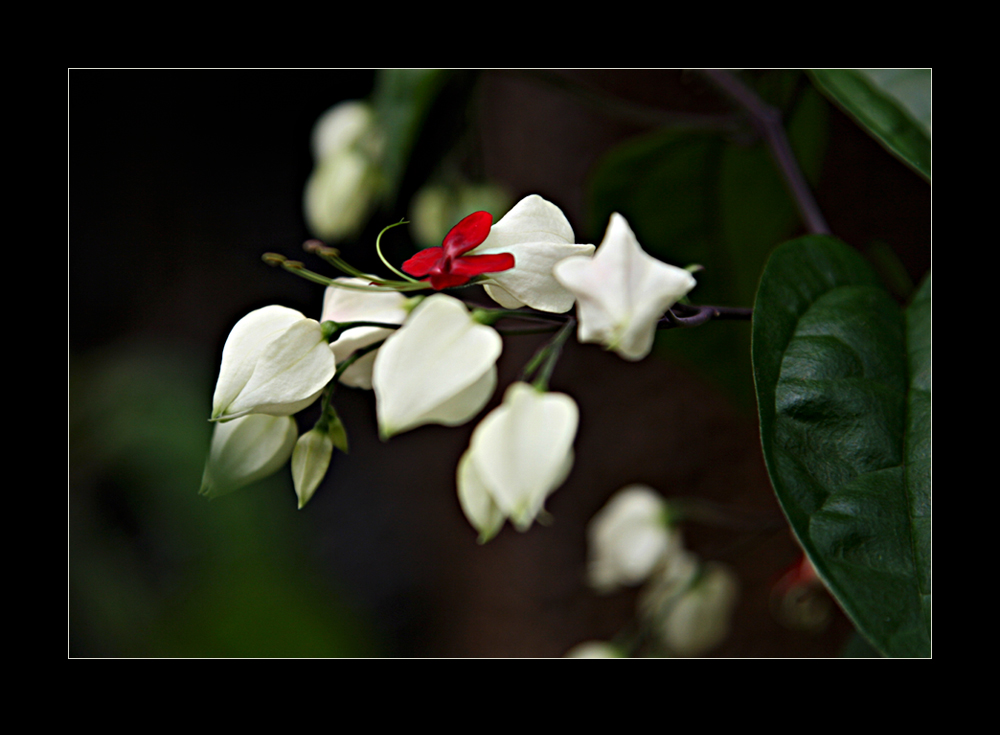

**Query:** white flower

left=468, top=194, right=595, bottom=313
left=321, top=278, right=410, bottom=389
left=457, top=382, right=578, bottom=542
left=200, top=413, right=298, bottom=499
left=304, top=101, right=382, bottom=241
left=587, top=485, right=681, bottom=593
left=564, top=641, right=624, bottom=658
left=310, top=101, right=374, bottom=160
left=641, top=560, right=739, bottom=657
left=553, top=213, right=697, bottom=361
left=211, top=305, right=336, bottom=422
left=372, top=294, right=501, bottom=438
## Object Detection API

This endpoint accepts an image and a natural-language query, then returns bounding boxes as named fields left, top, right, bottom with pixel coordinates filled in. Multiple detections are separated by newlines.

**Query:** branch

left=700, top=70, right=830, bottom=236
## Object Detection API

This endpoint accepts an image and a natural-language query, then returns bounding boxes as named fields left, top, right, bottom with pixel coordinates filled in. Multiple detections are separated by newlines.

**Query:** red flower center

left=402, top=211, right=515, bottom=290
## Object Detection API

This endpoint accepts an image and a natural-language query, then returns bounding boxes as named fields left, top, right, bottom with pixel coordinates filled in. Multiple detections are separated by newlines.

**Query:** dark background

left=69, top=70, right=930, bottom=657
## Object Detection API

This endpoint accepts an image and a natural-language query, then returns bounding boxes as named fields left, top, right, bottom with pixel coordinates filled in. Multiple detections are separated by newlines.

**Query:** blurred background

left=69, top=70, right=930, bottom=657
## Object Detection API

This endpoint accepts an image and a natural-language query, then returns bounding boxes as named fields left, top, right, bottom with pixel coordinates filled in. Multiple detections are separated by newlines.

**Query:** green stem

left=375, top=220, right=420, bottom=283
left=264, top=255, right=426, bottom=292
left=520, top=319, right=575, bottom=391
left=333, top=339, right=387, bottom=382
left=328, top=321, right=401, bottom=341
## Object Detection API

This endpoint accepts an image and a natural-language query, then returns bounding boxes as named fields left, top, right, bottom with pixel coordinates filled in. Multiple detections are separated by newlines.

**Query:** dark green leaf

left=752, top=236, right=931, bottom=657
left=371, top=69, right=451, bottom=201
left=808, top=69, right=930, bottom=181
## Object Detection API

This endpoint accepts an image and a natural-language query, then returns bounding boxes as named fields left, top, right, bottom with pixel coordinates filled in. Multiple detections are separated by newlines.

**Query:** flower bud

left=304, top=101, right=382, bottom=241
left=587, top=485, right=681, bottom=593
left=200, top=413, right=298, bottom=499
left=641, top=560, right=739, bottom=657
left=211, top=305, right=336, bottom=422
left=291, top=427, right=335, bottom=509
left=564, top=641, right=624, bottom=658
left=372, top=294, right=502, bottom=438
left=457, top=382, right=578, bottom=542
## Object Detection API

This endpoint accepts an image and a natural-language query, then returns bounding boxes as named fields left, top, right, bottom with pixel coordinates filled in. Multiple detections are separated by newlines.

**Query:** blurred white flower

left=409, top=182, right=511, bottom=249
left=641, top=559, right=739, bottom=657
left=211, top=305, right=336, bottom=422
left=469, top=194, right=595, bottom=313
left=304, top=101, right=382, bottom=241
left=587, top=485, right=681, bottom=593
left=553, top=213, right=696, bottom=360
left=321, top=278, right=410, bottom=389
left=372, top=294, right=501, bottom=438
left=457, top=382, right=578, bottom=542
left=310, top=101, right=374, bottom=160
left=200, top=413, right=298, bottom=499
left=564, top=641, right=624, bottom=658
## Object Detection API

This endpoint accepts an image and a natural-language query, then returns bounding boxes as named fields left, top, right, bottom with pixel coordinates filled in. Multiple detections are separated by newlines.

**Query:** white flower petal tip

left=200, top=414, right=298, bottom=499
left=372, top=294, right=502, bottom=438
left=470, top=194, right=595, bottom=313
left=553, top=213, right=697, bottom=361
left=456, top=382, right=579, bottom=540
left=211, top=305, right=337, bottom=423
left=586, top=485, right=680, bottom=594
left=322, top=279, right=409, bottom=390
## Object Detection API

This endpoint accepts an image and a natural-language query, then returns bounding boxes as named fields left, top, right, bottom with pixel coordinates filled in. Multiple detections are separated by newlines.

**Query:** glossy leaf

left=809, top=69, right=930, bottom=181
left=752, top=236, right=931, bottom=657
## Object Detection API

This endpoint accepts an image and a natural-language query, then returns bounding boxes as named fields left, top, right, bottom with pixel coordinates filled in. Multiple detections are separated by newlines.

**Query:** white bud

left=372, top=294, right=501, bottom=438
left=291, top=427, right=335, bottom=509
left=200, top=413, right=298, bottom=499
left=587, top=485, right=680, bottom=593
left=457, top=382, right=578, bottom=542
left=211, top=305, right=336, bottom=422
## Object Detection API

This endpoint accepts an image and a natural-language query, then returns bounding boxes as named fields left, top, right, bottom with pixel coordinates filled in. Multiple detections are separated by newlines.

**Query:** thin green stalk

left=375, top=220, right=420, bottom=283
left=519, top=319, right=575, bottom=391
left=333, top=339, right=386, bottom=382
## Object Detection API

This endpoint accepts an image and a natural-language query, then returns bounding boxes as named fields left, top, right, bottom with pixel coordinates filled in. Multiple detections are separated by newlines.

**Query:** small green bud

left=291, top=428, right=335, bottom=509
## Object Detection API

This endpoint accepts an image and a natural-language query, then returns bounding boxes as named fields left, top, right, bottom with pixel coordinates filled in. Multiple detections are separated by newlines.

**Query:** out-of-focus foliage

left=69, top=346, right=379, bottom=657
left=371, top=70, right=453, bottom=205
left=752, top=236, right=931, bottom=657
left=588, top=72, right=829, bottom=409
left=809, top=69, right=931, bottom=181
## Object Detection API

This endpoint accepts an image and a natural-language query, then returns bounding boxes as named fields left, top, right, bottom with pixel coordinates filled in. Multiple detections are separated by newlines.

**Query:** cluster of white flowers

left=568, top=485, right=740, bottom=657
left=202, top=194, right=698, bottom=540
left=304, top=101, right=384, bottom=242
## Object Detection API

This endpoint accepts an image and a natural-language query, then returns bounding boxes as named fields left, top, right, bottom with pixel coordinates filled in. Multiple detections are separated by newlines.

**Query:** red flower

left=402, top=211, right=515, bottom=290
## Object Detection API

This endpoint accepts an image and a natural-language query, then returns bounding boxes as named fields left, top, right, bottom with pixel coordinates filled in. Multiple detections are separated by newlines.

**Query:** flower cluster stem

left=263, top=253, right=427, bottom=293
left=700, top=69, right=830, bottom=236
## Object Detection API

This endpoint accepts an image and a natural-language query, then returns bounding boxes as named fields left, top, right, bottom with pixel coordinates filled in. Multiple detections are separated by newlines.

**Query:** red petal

left=449, top=252, right=516, bottom=277
left=442, top=211, right=492, bottom=257
left=427, top=271, right=472, bottom=290
left=401, top=247, right=444, bottom=277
